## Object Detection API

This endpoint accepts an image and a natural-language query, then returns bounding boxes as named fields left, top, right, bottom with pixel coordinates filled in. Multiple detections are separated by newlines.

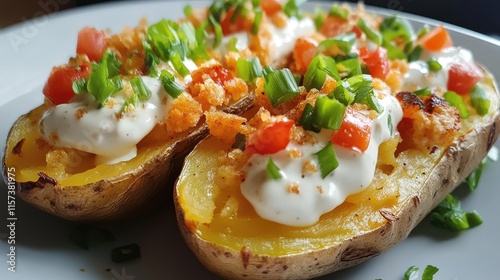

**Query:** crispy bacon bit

left=12, top=139, right=25, bottom=156
left=396, top=91, right=461, bottom=151
left=379, top=209, right=399, bottom=222
left=287, top=183, right=300, bottom=194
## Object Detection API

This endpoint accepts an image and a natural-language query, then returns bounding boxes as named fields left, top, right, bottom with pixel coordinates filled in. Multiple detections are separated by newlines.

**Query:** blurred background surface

left=1, top=0, right=499, bottom=37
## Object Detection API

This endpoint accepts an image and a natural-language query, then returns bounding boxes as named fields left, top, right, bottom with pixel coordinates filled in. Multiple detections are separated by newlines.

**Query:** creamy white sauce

left=402, top=47, right=474, bottom=91
left=40, top=76, right=173, bottom=165
left=215, top=17, right=315, bottom=61
left=241, top=86, right=403, bottom=227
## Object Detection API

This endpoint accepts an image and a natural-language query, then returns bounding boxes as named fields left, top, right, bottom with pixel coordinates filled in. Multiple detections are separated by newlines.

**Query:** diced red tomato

left=447, top=61, right=482, bottom=95
left=293, top=37, right=318, bottom=74
left=76, top=27, right=108, bottom=62
left=351, top=25, right=362, bottom=38
left=260, top=0, right=282, bottom=16
left=417, top=25, right=452, bottom=52
left=42, top=62, right=91, bottom=105
left=191, top=64, right=233, bottom=86
left=331, top=107, right=372, bottom=153
left=220, top=8, right=248, bottom=35
left=359, top=46, right=390, bottom=80
left=320, top=16, right=348, bottom=37
left=246, top=119, right=294, bottom=155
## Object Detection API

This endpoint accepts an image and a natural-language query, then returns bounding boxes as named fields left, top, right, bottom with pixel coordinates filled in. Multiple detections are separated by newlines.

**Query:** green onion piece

left=130, top=77, right=152, bottom=102
left=210, top=16, right=223, bottom=49
left=266, top=158, right=283, bottom=180
left=159, top=70, right=184, bottom=98
left=111, top=243, right=141, bottom=263
left=403, top=266, right=419, bottom=280
left=252, top=0, right=262, bottom=8
left=228, top=37, right=239, bottom=52
left=304, top=54, right=340, bottom=91
left=336, top=56, right=362, bottom=78
left=252, top=8, right=263, bottom=35
left=328, top=4, right=349, bottom=20
left=356, top=18, right=382, bottom=45
left=387, top=114, right=393, bottom=135
left=72, top=78, right=87, bottom=94
left=314, top=7, right=325, bottom=30
left=465, top=147, right=497, bottom=191
left=382, top=39, right=407, bottom=60
left=262, top=66, right=300, bottom=107
left=470, top=85, right=490, bottom=116
left=331, top=85, right=355, bottom=106
left=413, top=87, right=431, bottom=96
left=183, top=4, right=193, bottom=17
left=380, top=16, right=415, bottom=43
left=237, top=57, right=263, bottom=83
left=87, top=50, right=123, bottom=106
left=407, top=45, right=423, bottom=62
left=195, top=20, right=209, bottom=45
left=348, top=75, right=373, bottom=102
left=143, top=41, right=160, bottom=77
left=283, top=0, right=306, bottom=18
left=293, top=74, right=302, bottom=86
left=231, top=4, right=245, bottom=23
left=421, top=265, right=439, bottom=280
left=429, top=194, right=483, bottom=231
left=416, top=25, right=430, bottom=39
left=317, top=33, right=356, bottom=55
left=178, top=22, right=197, bottom=49
left=189, top=45, right=211, bottom=62
left=147, top=19, right=187, bottom=61
left=427, top=59, right=442, bottom=72
left=361, top=93, right=384, bottom=114
left=315, top=142, right=339, bottom=178
left=299, top=103, right=320, bottom=132
left=312, top=97, right=346, bottom=131
left=443, top=91, right=469, bottom=118
left=122, top=93, right=138, bottom=112
left=169, top=52, right=190, bottom=77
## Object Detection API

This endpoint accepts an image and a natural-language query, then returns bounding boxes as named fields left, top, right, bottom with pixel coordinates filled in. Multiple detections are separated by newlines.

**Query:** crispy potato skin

left=2, top=95, right=254, bottom=222
left=174, top=70, right=500, bottom=279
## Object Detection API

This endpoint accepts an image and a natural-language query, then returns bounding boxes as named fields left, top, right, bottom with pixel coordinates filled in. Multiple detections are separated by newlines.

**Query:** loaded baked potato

left=174, top=1, right=500, bottom=279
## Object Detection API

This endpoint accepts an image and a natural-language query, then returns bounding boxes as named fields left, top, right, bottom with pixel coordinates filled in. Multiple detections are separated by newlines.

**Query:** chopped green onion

left=430, top=194, right=483, bottom=231
left=147, top=19, right=187, bottom=61
left=387, top=114, right=393, bottom=135
left=266, top=158, right=282, bottom=180
left=315, top=142, right=339, bottom=178
left=178, top=22, right=197, bottom=49
left=299, top=103, right=319, bottom=132
left=404, top=266, right=420, bottom=280
left=195, top=20, right=209, bottom=45
left=317, top=33, right=356, bottom=55
left=183, top=4, right=193, bottom=17
left=465, top=147, right=497, bottom=191
left=413, top=87, right=431, bottom=96
left=361, top=93, right=384, bottom=114
left=380, top=16, right=415, bottom=43
left=210, top=16, right=223, bottom=49
left=283, top=0, right=306, bottom=18
left=111, top=243, right=141, bottom=263
left=143, top=41, right=160, bottom=77
left=304, top=54, right=340, bottom=91
left=130, top=76, right=152, bottom=102
left=331, top=85, right=355, bottom=106
left=382, top=39, right=407, bottom=60
left=443, top=91, right=469, bottom=118
left=228, top=37, right=239, bottom=52
left=86, top=50, right=124, bottom=107
left=328, top=4, right=349, bottom=20
left=407, top=45, right=423, bottom=62
left=252, top=8, right=263, bottom=35
left=237, top=57, right=263, bottom=83
left=169, top=52, right=190, bottom=77
left=356, top=18, right=382, bottom=45
left=421, top=265, right=439, bottom=280
left=314, top=7, right=325, bottom=30
left=336, top=56, right=362, bottom=78
left=470, top=84, right=490, bottom=116
left=416, top=25, right=430, bottom=39
left=72, top=78, right=87, bottom=94
left=251, top=0, right=261, bottom=8
left=189, top=46, right=211, bottom=62
left=160, top=70, right=184, bottom=98
left=427, top=59, right=442, bottom=72
left=262, top=66, right=300, bottom=107
left=347, top=75, right=373, bottom=102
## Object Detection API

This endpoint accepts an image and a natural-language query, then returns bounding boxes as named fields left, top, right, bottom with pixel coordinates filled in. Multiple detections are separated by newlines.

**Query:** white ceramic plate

left=0, top=1, right=499, bottom=279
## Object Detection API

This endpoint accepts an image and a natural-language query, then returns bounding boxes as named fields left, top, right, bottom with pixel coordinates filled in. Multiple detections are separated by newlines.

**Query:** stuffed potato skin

left=174, top=71, right=500, bottom=279
left=2, top=95, right=254, bottom=222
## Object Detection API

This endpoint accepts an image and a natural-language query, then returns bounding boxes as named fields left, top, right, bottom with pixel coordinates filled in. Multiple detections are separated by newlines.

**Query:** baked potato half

left=2, top=94, right=253, bottom=222
left=174, top=68, right=500, bottom=279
